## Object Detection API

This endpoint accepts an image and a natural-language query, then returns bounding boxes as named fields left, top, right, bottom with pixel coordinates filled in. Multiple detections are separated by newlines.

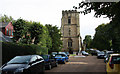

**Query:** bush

left=2, top=42, right=48, bottom=64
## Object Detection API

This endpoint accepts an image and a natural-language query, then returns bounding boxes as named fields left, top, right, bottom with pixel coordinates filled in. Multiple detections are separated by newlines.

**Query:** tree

left=0, top=14, right=14, bottom=22
left=45, top=24, right=62, bottom=53
left=37, top=26, right=52, bottom=52
left=92, top=23, right=111, bottom=51
left=28, top=22, right=43, bottom=44
left=13, top=18, right=27, bottom=43
left=74, top=2, right=120, bottom=19
left=83, top=35, right=93, bottom=49
left=74, top=1, right=120, bottom=52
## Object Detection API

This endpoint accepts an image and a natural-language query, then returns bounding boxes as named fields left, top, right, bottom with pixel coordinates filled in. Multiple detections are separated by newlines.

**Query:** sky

left=0, top=0, right=110, bottom=40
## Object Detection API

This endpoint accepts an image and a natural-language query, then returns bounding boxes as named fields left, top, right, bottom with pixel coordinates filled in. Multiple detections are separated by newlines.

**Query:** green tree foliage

left=28, top=22, right=43, bottom=44
left=4, top=16, right=62, bottom=53
left=45, top=24, right=62, bottom=53
left=74, top=2, right=120, bottom=19
left=83, top=35, right=92, bottom=49
left=39, top=26, right=52, bottom=51
left=92, top=23, right=111, bottom=51
left=2, top=42, right=48, bottom=64
left=0, top=14, right=14, bottom=22
left=74, top=1, right=120, bottom=52
left=12, top=19, right=27, bottom=43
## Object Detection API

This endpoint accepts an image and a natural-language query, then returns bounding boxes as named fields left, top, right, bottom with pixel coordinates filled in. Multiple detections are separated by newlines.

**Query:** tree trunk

left=31, top=37, right=36, bottom=44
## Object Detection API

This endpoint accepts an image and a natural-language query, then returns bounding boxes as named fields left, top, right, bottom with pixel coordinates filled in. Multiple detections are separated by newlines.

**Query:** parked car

left=97, top=51, right=105, bottom=59
left=58, top=52, right=66, bottom=55
left=41, top=55, right=58, bottom=70
left=91, top=50, right=100, bottom=56
left=104, top=51, right=114, bottom=63
left=59, top=52, right=69, bottom=58
left=51, top=52, right=58, bottom=57
left=65, top=52, right=70, bottom=57
left=55, top=54, right=69, bottom=64
left=0, top=55, right=45, bottom=74
left=81, top=51, right=89, bottom=56
left=106, top=54, right=120, bottom=74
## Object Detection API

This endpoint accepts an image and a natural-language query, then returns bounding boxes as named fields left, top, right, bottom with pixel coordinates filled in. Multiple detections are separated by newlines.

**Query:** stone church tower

left=61, top=10, right=82, bottom=54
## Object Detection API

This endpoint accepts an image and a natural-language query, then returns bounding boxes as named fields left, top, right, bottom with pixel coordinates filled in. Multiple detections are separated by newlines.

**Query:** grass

left=70, top=54, right=76, bottom=56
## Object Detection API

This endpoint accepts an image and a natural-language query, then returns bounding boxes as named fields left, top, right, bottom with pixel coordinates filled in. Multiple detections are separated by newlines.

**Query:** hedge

left=2, top=42, right=48, bottom=64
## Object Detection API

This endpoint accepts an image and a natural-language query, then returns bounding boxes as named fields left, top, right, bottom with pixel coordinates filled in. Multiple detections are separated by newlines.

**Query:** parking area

left=45, top=55, right=106, bottom=73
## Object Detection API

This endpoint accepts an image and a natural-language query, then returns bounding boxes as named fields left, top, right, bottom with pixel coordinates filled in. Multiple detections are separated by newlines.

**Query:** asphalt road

left=45, top=55, right=106, bottom=73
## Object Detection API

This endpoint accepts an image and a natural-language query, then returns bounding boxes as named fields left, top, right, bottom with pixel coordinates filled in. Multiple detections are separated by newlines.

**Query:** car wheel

left=48, top=64, right=52, bottom=70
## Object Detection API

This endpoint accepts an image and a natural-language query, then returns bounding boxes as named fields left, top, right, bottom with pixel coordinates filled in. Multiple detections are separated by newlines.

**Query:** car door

left=28, top=56, right=39, bottom=73
left=36, top=55, right=44, bottom=72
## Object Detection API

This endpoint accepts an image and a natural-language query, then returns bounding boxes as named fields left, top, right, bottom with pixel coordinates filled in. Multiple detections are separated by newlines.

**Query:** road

left=45, top=55, right=106, bottom=73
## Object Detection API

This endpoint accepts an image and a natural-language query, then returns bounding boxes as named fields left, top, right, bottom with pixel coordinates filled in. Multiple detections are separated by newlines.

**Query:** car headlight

left=15, top=68, right=24, bottom=73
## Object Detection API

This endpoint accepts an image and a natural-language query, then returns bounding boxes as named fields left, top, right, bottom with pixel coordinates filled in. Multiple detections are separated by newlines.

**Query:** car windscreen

left=99, top=52, right=104, bottom=54
left=55, top=55, right=62, bottom=57
left=112, top=56, right=120, bottom=64
left=7, top=56, right=31, bottom=64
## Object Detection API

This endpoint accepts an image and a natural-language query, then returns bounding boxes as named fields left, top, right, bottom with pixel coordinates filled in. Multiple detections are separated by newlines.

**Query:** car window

left=31, top=56, right=37, bottom=62
left=42, top=55, right=48, bottom=59
left=7, top=56, right=31, bottom=64
left=112, top=56, right=120, bottom=64
left=56, top=55, right=62, bottom=57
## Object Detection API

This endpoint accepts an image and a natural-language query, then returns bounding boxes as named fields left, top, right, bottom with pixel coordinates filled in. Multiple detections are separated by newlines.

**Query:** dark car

left=55, top=54, right=69, bottom=64
left=1, top=55, right=45, bottom=74
left=97, top=51, right=105, bottom=59
left=41, top=55, right=58, bottom=70
left=91, top=50, right=100, bottom=56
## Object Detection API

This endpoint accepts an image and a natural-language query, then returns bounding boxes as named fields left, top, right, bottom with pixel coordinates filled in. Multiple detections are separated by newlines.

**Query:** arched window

left=68, top=39, right=72, bottom=48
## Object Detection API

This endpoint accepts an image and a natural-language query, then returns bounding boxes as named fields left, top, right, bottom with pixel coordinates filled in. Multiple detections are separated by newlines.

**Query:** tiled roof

left=0, top=31, right=12, bottom=42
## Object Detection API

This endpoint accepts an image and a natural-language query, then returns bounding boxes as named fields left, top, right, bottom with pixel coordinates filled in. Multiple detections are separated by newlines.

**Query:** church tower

left=61, top=10, right=82, bottom=54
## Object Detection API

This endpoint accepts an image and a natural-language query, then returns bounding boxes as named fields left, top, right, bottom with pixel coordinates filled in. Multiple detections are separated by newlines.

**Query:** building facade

left=0, top=22, right=14, bottom=38
left=61, top=10, right=82, bottom=54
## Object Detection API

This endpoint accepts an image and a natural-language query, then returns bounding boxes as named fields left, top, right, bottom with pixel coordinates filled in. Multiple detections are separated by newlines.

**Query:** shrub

left=2, top=42, right=48, bottom=64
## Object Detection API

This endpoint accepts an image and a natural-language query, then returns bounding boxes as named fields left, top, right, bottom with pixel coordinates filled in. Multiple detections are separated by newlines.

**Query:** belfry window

left=68, top=18, right=71, bottom=24
left=68, top=16, right=71, bottom=24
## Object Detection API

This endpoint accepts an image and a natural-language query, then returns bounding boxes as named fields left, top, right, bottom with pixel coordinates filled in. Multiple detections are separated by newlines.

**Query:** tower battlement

left=62, top=10, right=79, bottom=14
